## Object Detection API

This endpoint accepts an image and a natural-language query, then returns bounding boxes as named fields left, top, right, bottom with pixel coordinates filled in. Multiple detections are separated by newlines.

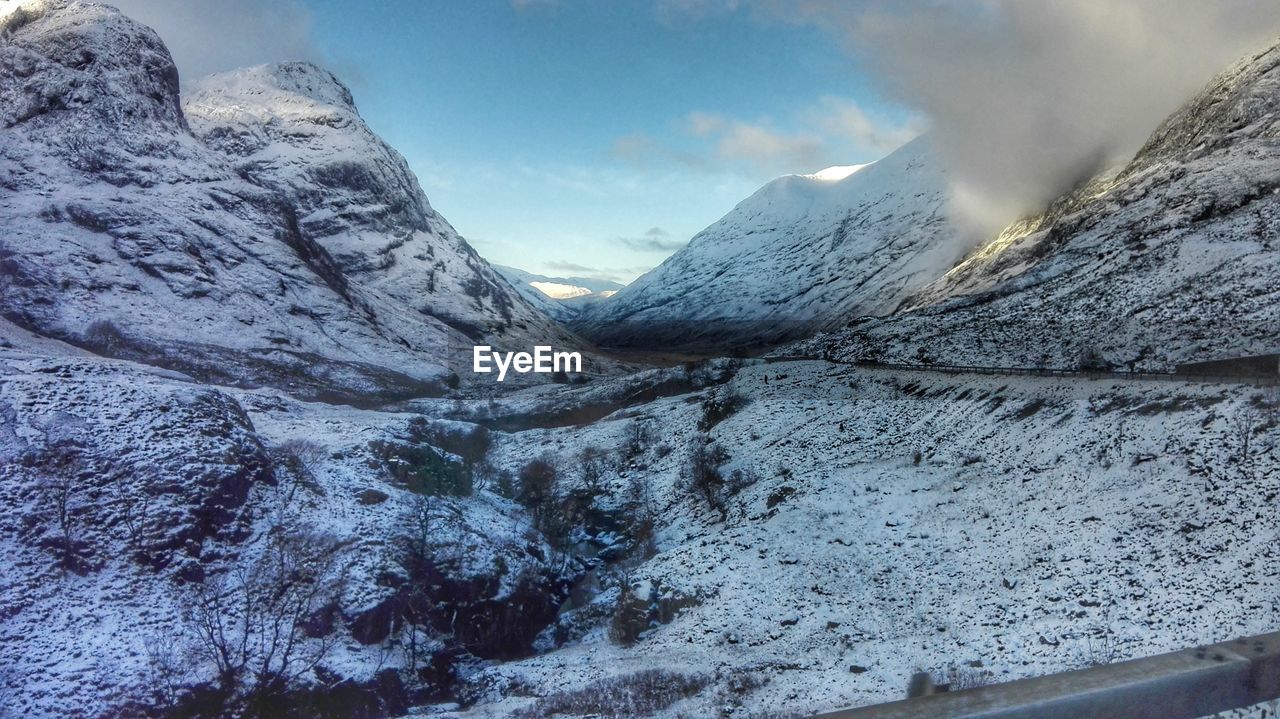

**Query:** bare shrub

left=1072, top=624, right=1123, bottom=668
left=698, top=389, right=751, bottom=432
left=181, top=529, right=349, bottom=713
left=140, top=633, right=194, bottom=713
left=269, top=439, right=328, bottom=512
left=937, top=665, right=996, bottom=691
left=625, top=420, right=655, bottom=458
left=31, top=440, right=93, bottom=574
left=625, top=474, right=658, bottom=560
left=81, top=319, right=128, bottom=354
left=518, top=455, right=578, bottom=547
left=510, top=670, right=708, bottom=719
left=387, top=494, right=443, bottom=674
left=517, top=455, right=558, bottom=517
left=712, top=668, right=772, bottom=718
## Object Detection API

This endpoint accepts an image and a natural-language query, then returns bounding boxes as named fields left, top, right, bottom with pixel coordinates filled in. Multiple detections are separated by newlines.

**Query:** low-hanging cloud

left=616, top=97, right=919, bottom=178
left=617, top=227, right=688, bottom=253
left=106, top=0, right=320, bottom=85
left=773, top=0, right=1280, bottom=236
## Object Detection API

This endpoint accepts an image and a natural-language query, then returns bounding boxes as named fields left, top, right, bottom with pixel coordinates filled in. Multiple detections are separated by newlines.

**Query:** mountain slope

left=818, top=38, right=1280, bottom=370
left=0, top=1, right=570, bottom=403
left=573, top=138, right=969, bottom=350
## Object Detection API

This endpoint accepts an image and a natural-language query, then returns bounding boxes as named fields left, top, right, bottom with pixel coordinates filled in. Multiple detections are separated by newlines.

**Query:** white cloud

left=758, top=0, right=1280, bottom=233
left=106, top=0, right=319, bottom=84
left=618, top=98, right=920, bottom=178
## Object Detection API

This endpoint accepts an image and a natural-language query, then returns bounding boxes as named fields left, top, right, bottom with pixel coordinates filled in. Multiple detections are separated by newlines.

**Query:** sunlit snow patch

left=803, top=163, right=871, bottom=181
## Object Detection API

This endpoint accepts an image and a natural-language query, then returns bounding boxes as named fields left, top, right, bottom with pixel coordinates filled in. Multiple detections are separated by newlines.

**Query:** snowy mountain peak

left=186, top=61, right=357, bottom=122
left=0, top=0, right=186, bottom=137
left=573, top=136, right=967, bottom=349
left=0, top=0, right=576, bottom=401
left=1130, top=38, right=1280, bottom=171
left=825, top=36, right=1280, bottom=370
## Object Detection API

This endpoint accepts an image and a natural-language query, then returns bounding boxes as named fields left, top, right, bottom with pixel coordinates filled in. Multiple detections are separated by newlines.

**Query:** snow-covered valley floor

left=439, top=360, right=1280, bottom=718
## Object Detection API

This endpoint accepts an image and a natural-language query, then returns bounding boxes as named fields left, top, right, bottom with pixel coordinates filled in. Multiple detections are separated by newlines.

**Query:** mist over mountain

left=807, top=34, right=1280, bottom=371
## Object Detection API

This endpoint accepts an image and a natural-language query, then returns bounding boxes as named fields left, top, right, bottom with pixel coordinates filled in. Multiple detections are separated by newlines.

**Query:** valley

left=0, top=2, right=1278, bottom=718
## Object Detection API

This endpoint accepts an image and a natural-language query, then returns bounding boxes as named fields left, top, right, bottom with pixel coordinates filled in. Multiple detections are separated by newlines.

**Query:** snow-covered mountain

left=815, top=38, right=1280, bottom=370
left=573, top=137, right=969, bottom=350
left=5, top=4, right=1280, bottom=719
left=0, top=1, right=573, bottom=403
left=494, top=265, right=622, bottom=323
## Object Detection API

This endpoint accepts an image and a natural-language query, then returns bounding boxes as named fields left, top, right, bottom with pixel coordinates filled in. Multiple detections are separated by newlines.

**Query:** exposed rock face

left=185, top=62, right=558, bottom=343
left=573, top=138, right=969, bottom=350
left=0, top=356, right=268, bottom=579
left=0, top=1, right=572, bottom=404
left=819, top=38, right=1280, bottom=370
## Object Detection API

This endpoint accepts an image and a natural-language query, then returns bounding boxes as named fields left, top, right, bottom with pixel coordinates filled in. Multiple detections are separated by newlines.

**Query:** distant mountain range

left=494, top=265, right=623, bottom=323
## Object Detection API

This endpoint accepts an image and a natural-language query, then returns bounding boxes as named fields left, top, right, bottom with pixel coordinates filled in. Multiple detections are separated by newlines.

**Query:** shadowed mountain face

left=571, top=137, right=971, bottom=352
left=812, top=37, right=1280, bottom=371
left=0, top=1, right=573, bottom=403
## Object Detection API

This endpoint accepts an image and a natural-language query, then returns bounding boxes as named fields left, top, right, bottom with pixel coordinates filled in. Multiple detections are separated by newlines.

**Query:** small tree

left=388, top=494, right=440, bottom=674
left=686, top=440, right=729, bottom=519
left=1231, top=407, right=1261, bottom=462
left=578, top=446, right=613, bottom=497
left=518, top=456, right=558, bottom=519
left=625, top=420, right=655, bottom=458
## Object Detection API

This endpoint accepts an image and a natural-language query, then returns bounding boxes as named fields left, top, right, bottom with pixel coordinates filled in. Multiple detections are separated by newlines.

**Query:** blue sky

left=298, top=0, right=918, bottom=283
left=111, top=0, right=921, bottom=283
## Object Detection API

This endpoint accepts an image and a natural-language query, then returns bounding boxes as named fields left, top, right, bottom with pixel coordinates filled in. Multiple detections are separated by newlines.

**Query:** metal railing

left=807, top=632, right=1280, bottom=719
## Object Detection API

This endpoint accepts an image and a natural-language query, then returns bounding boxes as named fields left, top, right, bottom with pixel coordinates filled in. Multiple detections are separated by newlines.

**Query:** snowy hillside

left=494, top=265, right=623, bottom=324
left=0, top=316, right=580, bottom=718
left=426, top=359, right=1280, bottom=717
left=813, top=38, right=1280, bottom=371
left=573, top=138, right=969, bottom=350
left=0, top=1, right=573, bottom=404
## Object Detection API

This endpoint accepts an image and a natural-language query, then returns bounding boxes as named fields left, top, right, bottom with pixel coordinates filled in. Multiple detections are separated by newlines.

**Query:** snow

left=493, top=265, right=625, bottom=323
left=0, top=3, right=576, bottom=403
left=573, top=137, right=969, bottom=349
left=529, top=281, right=593, bottom=300
left=440, top=360, right=1280, bottom=717
left=4, top=3, right=1280, bottom=719
left=803, top=163, right=871, bottom=182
